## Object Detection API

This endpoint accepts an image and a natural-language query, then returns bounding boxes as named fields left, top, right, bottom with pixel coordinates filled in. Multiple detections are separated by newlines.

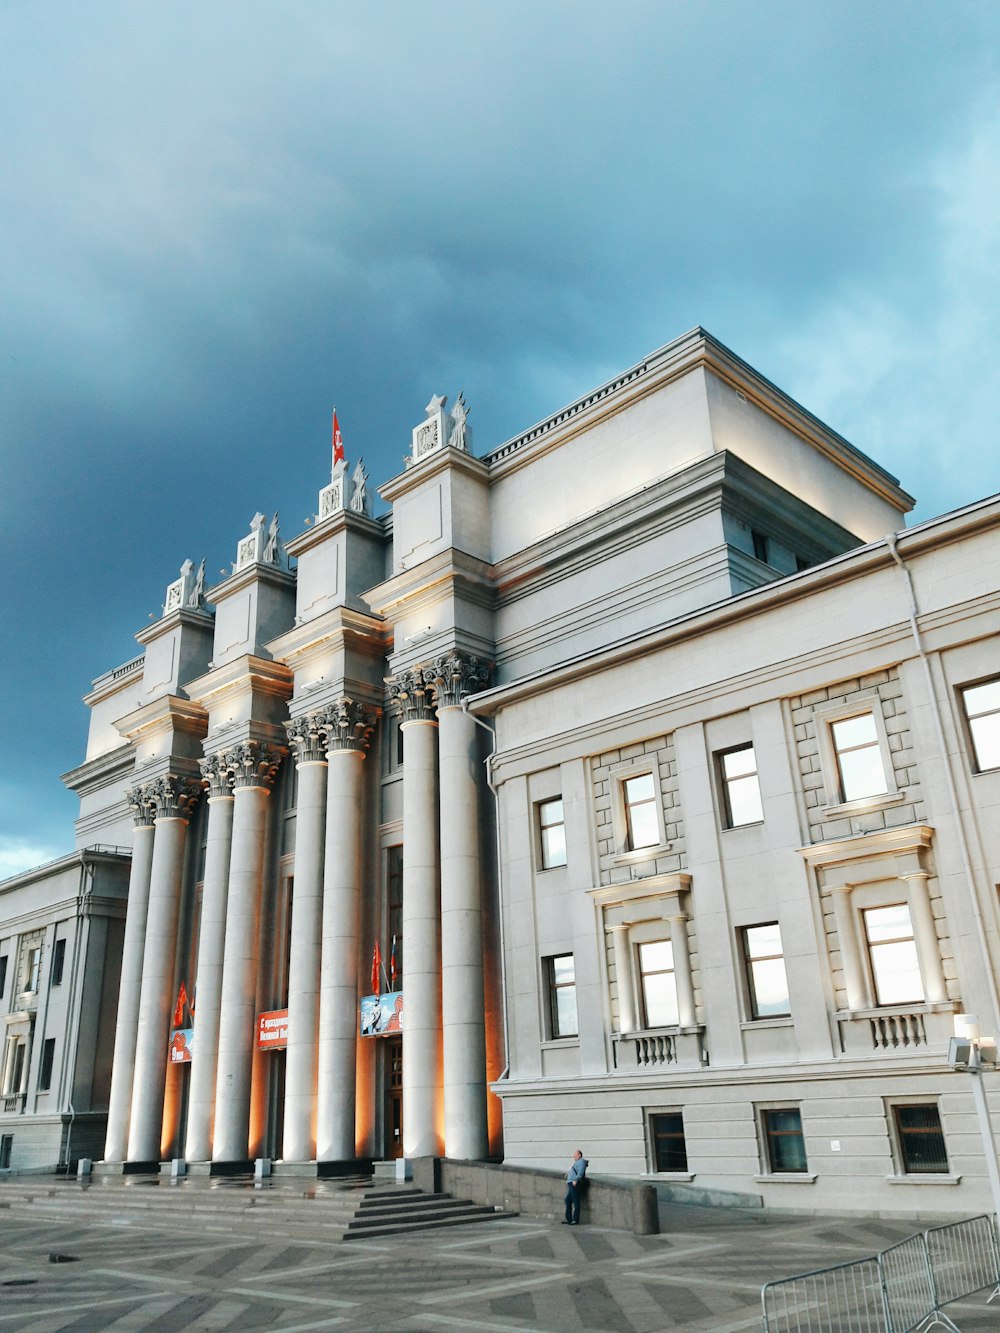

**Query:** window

left=751, top=530, right=769, bottom=563
left=961, top=679, right=1000, bottom=773
left=831, top=712, right=889, bottom=802
left=387, top=846, right=403, bottom=984
left=892, top=1103, right=948, bottom=1174
left=546, top=954, right=578, bottom=1038
left=0, top=955, right=7, bottom=999
left=382, top=713, right=404, bottom=775
left=51, top=939, right=66, bottom=987
left=8, top=1043, right=26, bottom=1096
left=638, top=940, right=678, bottom=1027
left=761, top=1108, right=807, bottom=1173
left=623, top=773, right=659, bottom=850
left=0, top=1136, right=12, bottom=1169
left=38, top=1039, right=55, bottom=1092
left=649, top=1112, right=688, bottom=1172
left=719, top=744, right=763, bottom=827
left=537, top=798, right=567, bottom=869
left=863, top=904, right=923, bottom=1005
left=742, top=924, right=790, bottom=1018
left=23, top=946, right=41, bottom=994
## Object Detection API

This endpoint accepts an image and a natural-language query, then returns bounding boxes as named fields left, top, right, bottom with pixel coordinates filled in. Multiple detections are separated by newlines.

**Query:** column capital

left=429, top=651, right=491, bottom=709
left=285, top=711, right=330, bottom=764
left=147, top=774, right=202, bottom=821
left=200, top=750, right=236, bottom=799
left=386, top=667, right=438, bottom=724
left=125, top=784, right=156, bottom=828
left=225, top=741, right=284, bottom=790
left=320, top=697, right=379, bottom=753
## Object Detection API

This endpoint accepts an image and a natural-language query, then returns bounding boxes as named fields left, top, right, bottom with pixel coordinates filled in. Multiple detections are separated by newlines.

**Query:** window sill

left=836, top=1002, right=955, bottom=1020
left=610, top=843, right=672, bottom=868
left=821, top=791, right=906, bottom=820
left=722, top=820, right=765, bottom=832
left=643, top=1172, right=694, bottom=1182
left=754, top=1173, right=817, bottom=1185
left=540, top=1036, right=579, bottom=1050
left=886, top=1173, right=961, bottom=1186
left=740, top=1017, right=794, bottom=1030
left=536, top=864, right=568, bottom=875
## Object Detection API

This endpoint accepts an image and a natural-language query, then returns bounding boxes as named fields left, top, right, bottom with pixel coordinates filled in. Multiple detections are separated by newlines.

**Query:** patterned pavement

left=1, top=1179, right=999, bottom=1331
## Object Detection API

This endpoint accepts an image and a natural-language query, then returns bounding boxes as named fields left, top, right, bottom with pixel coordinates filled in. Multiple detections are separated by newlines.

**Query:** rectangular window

left=719, top=744, right=763, bottom=827
left=864, top=903, right=923, bottom=1005
left=546, top=954, right=578, bottom=1038
left=742, top=923, right=790, bottom=1018
left=38, top=1039, right=56, bottom=1092
left=961, top=679, right=1000, bottom=773
left=893, top=1104, right=949, bottom=1174
left=623, top=773, right=659, bottom=850
left=538, top=798, right=567, bottom=869
left=0, top=956, right=7, bottom=999
left=831, top=712, right=889, bottom=802
left=761, top=1108, right=807, bottom=1173
left=0, top=1136, right=12, bottom=1169
left=650, top=1112, right=688, bottom=1172
left=752, top=530, right=770, bottom=563
left=387, top=846, right=403, bottom=984
left=23, top=946, right=41, bottom=994
left=51, top=939, right=66, bottom=987
left=638, top=940, right=679, bottom=1027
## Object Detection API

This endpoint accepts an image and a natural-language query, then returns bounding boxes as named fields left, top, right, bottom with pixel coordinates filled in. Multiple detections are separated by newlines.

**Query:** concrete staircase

left=340, top=1186, right=509, bottom=1239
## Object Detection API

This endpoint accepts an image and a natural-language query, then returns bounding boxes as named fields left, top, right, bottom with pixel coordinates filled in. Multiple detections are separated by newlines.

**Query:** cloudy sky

left=2, top=1, right=998, bottom=877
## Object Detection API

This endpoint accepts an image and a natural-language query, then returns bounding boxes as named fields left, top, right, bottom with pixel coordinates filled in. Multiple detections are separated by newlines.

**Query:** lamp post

left=949, top=1014, right=1000, bottom=1224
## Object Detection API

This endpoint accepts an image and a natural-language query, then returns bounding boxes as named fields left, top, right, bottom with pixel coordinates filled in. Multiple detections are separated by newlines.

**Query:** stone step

left=343, top=1207, right=512, bottom=1240
left=348, top=1197, right=485, bottom=1228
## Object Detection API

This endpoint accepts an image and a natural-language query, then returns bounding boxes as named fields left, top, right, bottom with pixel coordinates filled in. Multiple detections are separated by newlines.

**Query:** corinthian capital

left=225, top=741, right=284, bottom=790
left=126, top=784, right=156, bottom=828
left=199, top=751, right=236, bottom=799
left=430, top=652, right=491, bottom=708
left=321, top=697, right=379, bottom=753
left=386, top=667, right=438, bottom=724
left=146, top=774, right=202, bottom=821
left=285, top=712, right=329, bottom=764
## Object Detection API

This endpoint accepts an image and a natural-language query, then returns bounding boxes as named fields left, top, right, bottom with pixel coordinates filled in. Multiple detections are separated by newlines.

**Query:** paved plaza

left=1, top=1177, right=999, bottom=1332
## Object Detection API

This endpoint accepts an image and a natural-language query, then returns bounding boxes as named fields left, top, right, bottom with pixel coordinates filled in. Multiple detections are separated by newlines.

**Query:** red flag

left=371, top=939, right=381, bottom=997
left=390, top=934, right=397, bottom=991
left=173, top=982, right=188, bottom=1029
left=332, top=410, right=345, bottom=468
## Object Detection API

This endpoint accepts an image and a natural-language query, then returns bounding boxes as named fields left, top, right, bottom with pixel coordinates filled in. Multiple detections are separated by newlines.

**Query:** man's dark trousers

left=564, top=1182, right=580, bottom=1224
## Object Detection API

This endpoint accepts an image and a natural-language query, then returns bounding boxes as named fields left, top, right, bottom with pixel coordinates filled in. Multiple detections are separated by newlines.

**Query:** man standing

left=563, top=1148, right=588, bottom=1225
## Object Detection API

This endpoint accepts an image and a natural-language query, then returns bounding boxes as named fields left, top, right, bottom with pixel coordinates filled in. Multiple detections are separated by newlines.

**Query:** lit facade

left=3, top=328, right=1000, bottom=1213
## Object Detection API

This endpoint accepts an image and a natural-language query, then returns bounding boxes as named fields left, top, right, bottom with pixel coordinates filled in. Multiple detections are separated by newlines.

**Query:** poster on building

left=257, top=1009, right=289, bottom=1050
left=359, top=992, right=403, bottom=1036
left=170, top=1028, right=193, bottom=1063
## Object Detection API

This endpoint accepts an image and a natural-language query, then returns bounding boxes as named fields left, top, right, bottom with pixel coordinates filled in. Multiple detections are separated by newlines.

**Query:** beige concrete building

left=3, top=328, right=1000, bottom=1214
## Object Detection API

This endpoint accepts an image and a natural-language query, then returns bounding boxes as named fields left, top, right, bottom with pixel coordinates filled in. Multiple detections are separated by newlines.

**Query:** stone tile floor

left=1, top=1178, right=999, bottom=1331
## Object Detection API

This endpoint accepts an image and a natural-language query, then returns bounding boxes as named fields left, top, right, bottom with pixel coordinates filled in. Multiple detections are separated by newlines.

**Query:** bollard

left=77, top=1158, right=93, bottom=1179
left=170, top=1158, right=187, bottom=1178
left=254, top=1157, right=271, bottom=1180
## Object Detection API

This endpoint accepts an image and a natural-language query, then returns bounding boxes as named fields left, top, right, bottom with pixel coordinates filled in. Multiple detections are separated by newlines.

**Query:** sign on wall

left=257, top=1009, right=289, bottom=1050
left=360, top=992, right=404, bottom=1037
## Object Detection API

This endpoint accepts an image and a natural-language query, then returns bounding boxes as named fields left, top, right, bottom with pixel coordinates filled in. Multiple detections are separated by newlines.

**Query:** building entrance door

left=385, top=1037, right=402, bottom=1159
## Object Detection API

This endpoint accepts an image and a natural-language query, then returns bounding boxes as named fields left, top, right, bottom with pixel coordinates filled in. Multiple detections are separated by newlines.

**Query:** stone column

left=127, top=776, right=200, bottom=1164
left=183, top=754, right=236, bottom=1163
left=904, top=872, right=948, bottom=1004
left=388, top=668, right=442, bottom=1159
left=212, top=743, right=282, bottom=1164
left=282, top=713, right=329, bottom=1163
left=433, top=653, right=490, bottom=1161
left=668, top=909, right=697, bottom=1028
left=610, top=924, right=637, bottom=1033
left=103, top=787, right=156, bottom=1162
left=830, top=886, right=871, bottom=1010
left=316, top=699, right=376, bottom=1161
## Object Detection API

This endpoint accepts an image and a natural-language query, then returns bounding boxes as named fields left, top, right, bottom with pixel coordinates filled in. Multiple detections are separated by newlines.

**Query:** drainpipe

left=885, top=531, right=1000, bottom=1030
left=462, top=699, right=510, bottom=1081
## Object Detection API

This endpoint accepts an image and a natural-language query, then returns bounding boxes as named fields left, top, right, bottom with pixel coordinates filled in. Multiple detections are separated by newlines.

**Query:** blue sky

left=2, top=1, right=998, bottom=876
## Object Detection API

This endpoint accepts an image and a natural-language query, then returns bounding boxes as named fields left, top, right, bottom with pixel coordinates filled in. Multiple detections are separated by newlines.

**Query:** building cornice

left=797, top=824, right=935, bottom=870
left=112, top=693, right=209, bottom=746
left=61, top=743, right=136, bottom=796
left=205, top=560, right=296, bottom=604
left=378, top=443, right=490, bottom=505
left=0, top=848, right=130, bottom=897
left=83, top=655, right=145, bottom=708
left=284, top=506, right=385, bottom=559
left=184, top=654, right=294, bottom=712
left=134, top=605, right=214, bottom=648
left=364, top=548, right=495, bottom=621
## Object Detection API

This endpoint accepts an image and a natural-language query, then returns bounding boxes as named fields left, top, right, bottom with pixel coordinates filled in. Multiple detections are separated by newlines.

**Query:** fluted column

left=316, top=699, right=377, bottom=1161
left=127, top=776, right=200, bottom=1163
left=282, top=713, right=329, bottom=1163
left=212, top=742, right=282, bottom=1163
left=389, top=668, right=442, bottom=1158
left=433, top=653, right=490, bottom=1160
left=104, top=787, right=156, bottom=1162
left=184, top=754, right=236, bottom=1162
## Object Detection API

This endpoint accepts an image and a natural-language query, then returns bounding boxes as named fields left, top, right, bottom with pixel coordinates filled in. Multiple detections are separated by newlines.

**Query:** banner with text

left=257, top=1009, right=289, bottom=1050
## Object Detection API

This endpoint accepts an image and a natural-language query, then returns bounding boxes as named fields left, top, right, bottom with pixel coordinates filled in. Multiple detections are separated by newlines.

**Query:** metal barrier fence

left=761, top=1214, right=1000, bottom=1332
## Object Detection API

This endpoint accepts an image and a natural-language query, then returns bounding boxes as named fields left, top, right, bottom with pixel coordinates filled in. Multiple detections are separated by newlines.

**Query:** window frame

left=890, top=1101, right=949, bottom=1176
left=959, top=676, right=1000, bottom=775
left=717, top=743, right=764, bottom=829
left=647, top=1109, right=689, bottom=1174
left=606, top=757, right=670, bottom=863
left=813, top=697, right=901, bottom=817
left=51, top=939, right=66, bottom=988
left=862, top=902, right=924, bottom=1007
left=759, top=1106, right=809, bottom=1175
left=636, top=938, right=679, bottom=1029
left=0, top=955, right=7, bottom=1000
left=544, top=953, right=579, bottom=1040
left=741, top=922, right=791, bottom=1020
left=37, top=1038, right=56, bottom=1092
left=536, top=797, right=567, bottom=871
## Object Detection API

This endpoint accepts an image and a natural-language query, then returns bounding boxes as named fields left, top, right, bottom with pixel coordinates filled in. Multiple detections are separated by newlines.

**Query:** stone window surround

left=738, top=920, right=792, bottom=1023
left=588, top=873, right=696, bottom=1035
left=883, top=1094, right=960, bottom=1185
left=812, top=693, right=905, bottom=820
left=605, top=754, right=672, bottom=866
left=534, top=795, right=567, bottom=873
left=958, top=674, right=1000, bottom=776
left=643, top=1105, right=694, bottom=1181
left=753, top=1101, right=817, bottom=1184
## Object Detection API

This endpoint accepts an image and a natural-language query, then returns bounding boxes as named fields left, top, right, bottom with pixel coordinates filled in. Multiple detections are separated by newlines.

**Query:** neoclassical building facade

left=3, top=327, right=1000, bottom=1214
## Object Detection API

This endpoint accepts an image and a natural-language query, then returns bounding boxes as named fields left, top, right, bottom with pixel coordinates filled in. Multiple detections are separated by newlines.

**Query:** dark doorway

left=385, top=1037, right=402, bottom=1158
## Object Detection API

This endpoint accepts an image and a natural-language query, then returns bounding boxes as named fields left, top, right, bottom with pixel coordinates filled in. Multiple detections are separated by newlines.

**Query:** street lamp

left=948, top=1013, right=1000, bottom=1223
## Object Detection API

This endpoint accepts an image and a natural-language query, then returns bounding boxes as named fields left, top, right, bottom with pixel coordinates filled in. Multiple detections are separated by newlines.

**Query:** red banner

left=257, top=1009, right=289, bottom=1050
